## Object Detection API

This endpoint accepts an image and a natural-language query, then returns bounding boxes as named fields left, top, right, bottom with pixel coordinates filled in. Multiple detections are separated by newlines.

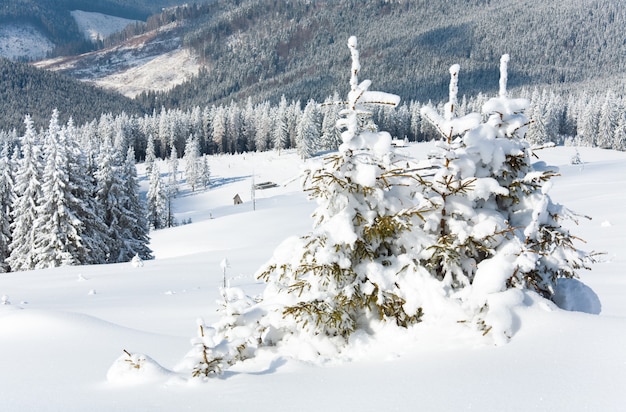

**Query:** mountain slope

left=0, top=58, right=144, bottom=132
left=159, top=0, right=625, bottom=106
left=0, top=0, right=190, bottom=59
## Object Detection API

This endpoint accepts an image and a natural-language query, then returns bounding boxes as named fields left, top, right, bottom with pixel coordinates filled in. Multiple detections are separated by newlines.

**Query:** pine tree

left=184, top=36, right=429, bottom=376
left=0, top=142, right=14, bottom=272
left=145, top=134, right=157, bottom=178
left=64, top=118, right=109, bottom=265
left=32, top=110, right=84, bottom=269
left=7, top=116, right=42, bottom=271
left=200, top=155, right=211, bottom=189
left=95, top=136, right=129, bottom=263
left=184, top=134, right=202, bottom=192
left=296, top=99, right=321, bottom=159
left=118, top=147, right=153, bottom=261
left=146, top=164, right=168, bottom=230
left=420, top=56, right=591, bottom=340
left=273, top=95, right=290, bottom=153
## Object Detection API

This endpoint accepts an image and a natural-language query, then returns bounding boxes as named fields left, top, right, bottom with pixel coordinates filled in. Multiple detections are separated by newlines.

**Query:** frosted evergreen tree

left=168, top=140, right=180, bottom=197
left=420, top=56, right=592, bottom=340
left=212, top=106, right=227, bottom=154
left=273, top=95, right=290, bottom=153
left=296, top=99, right=321, bottom=158
left=598, top=91, right=618, bottom=149
left=200, top=155, right=211, bottom=189
left=614, top=111, right=626, bottom=151
left=95, top=136, right=131, bottom=263
left=183, top=36, right=433, bottom=376
left=254, top=102, right=272, bottom=152
left=183, top=134, right=202, bottom=192
left=7, top=116, right=42, bottom=271
left=320, top=92, right=342, bottom=151
left=0, top=143, right=14, bottom=272
left=32, top=110, right=85, bottom=269
left=146, top=164, right=168, bottom=230
left=118, top=147, right=153, bottom=261
left=145, top=134, right=157, bottom=178
left=64, top=118, right=109, bottom=265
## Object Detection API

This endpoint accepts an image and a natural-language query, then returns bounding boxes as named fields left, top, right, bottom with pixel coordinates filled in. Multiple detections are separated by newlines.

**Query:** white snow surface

left=71, top=10, right=140, bottom=42
left=0, top=23, right=54, bottom=60
left=93, top=48, right=199, bottom=98
left=1, top=144, right=625, bottom=411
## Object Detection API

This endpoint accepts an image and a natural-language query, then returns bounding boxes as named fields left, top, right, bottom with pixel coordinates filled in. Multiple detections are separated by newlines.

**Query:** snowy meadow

left=0, top=143, right=625, bottom=411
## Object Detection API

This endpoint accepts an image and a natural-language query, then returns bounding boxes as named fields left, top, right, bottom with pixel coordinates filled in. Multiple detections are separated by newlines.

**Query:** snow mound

left=553, top=278, right=602, bottom=314
left=107, top=352, right=174, bottom=385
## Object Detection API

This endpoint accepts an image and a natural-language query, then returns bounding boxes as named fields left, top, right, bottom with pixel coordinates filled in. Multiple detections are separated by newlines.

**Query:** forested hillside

left=0, top=58, right=144, bottom=132
left=135, top=0, right=626, bottom=108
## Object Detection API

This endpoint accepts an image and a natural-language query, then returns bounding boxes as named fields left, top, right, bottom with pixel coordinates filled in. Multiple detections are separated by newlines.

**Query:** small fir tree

left=183, top=36, right=432, bottom=376
left=419, top=55, right=592, bottom=340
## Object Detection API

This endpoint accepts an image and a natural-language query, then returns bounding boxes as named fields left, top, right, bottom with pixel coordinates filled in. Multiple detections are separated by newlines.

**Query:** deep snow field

left=1, top=143, right=625, bottom=411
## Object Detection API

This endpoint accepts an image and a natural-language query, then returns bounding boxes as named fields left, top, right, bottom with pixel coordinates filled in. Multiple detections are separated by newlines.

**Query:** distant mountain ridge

left=0, top=0, right=188, bottom=59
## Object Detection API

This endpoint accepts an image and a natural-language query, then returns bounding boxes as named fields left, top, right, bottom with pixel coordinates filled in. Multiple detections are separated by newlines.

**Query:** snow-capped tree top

left=446, top=64, right=461, bottom=121
left=499, top=54, right=510, bottom=98
left=338, top=36, right=400, bottom=153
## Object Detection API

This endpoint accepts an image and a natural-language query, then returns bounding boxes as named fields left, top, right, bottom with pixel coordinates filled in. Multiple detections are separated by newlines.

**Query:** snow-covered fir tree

left=273, top=95, right=290, bottom=153
left=145, top=134, right=157, bottom=178
left=7, top=116, right=43, bottom=271
left=419, top=55, right=591, bottom=340
left=146, top=164, right=168, bottom=230
left=183, top=36, right=436, bottom=376
left=184, top=134, right=202, bottom=192
left=0, top=142, right=14, bottom=272
left=296, top=99, right=321, bottom=158
left=62, top=118, right=110, bottom=265
left=31, top=110, right=85, bottom=269
left=199, top=155, right=211, bottom=190
left=118, top=147, right=153, bottom=261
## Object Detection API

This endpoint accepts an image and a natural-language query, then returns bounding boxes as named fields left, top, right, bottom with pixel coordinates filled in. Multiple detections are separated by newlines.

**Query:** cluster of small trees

left=0, top=110, right=152, bottom=273
left=180, top=38, right=591, bottom=377
left=144, top=133, right=211, bottom=230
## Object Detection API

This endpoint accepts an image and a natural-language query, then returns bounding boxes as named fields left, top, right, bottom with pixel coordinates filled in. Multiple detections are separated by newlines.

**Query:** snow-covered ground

left=71, top=10, right=140, bottom=43
left=34, top=17, right=201, bottom=98
left=0, top=23, right=54, bottom=60
left=1, top=144, right=625, bottom=411
left=93, top=48, right=200, bottom=98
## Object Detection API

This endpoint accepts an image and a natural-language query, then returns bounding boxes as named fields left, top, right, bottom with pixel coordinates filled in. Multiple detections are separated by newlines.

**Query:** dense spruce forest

left=0, top=58, right=144, bottom=132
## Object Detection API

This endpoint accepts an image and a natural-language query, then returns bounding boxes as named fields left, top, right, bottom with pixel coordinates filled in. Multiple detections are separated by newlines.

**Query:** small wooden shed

left=233, top=194, right=243, bottom=205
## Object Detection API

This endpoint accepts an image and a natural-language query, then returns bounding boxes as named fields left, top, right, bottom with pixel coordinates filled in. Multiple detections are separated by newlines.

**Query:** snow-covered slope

left=71, top=10, right=140, bottom=42
left=1, top=145, right=625, bottom=411
left=34, top=22, right=201, bottom=98
left=0, top=23, right=54, bottom=60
